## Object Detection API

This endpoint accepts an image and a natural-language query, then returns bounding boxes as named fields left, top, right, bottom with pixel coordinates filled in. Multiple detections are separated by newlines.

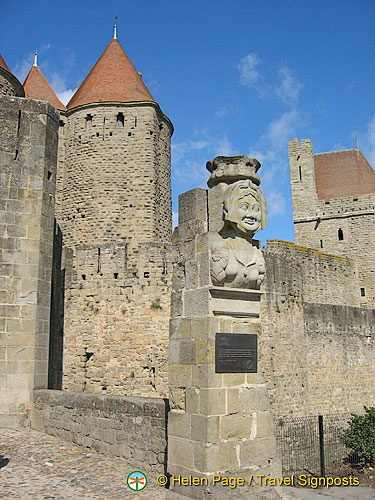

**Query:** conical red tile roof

left=23, top=65, right=66, bottom=111
left=0, top=53, right=11, bottom=73
left=67, top=39, right=153, bottom=110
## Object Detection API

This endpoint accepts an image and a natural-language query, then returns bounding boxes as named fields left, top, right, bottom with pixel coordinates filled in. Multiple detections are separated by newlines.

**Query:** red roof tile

left=0, top=53, right=11, bottom=73
left=67, top=39, right=153, bottom=110
left=314, top=149, right=375, bottom=200
left=23, top=65, right=66, bottom=111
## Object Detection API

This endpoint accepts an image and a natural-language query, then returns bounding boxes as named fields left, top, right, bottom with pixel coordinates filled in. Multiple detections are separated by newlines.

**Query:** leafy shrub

left=341, top=406, right=375, bottom=467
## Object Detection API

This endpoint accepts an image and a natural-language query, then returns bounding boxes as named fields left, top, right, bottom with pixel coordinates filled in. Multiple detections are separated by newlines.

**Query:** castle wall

left=288, top=138, right=375, bottom=307
left=61, top=241, right=176, bottom=397
left=56, top=102, right=172, bottom=250
left=261, top=240, right=375, bottom=418
left=293, top=195, right=375, bottom=306
left=33, top=389, right=168, bottom=473
left=264, top=239, right=359, bottom=306
left=304, top=303, right=375, bottom=415
left=0, top=96, right=59, bottom=427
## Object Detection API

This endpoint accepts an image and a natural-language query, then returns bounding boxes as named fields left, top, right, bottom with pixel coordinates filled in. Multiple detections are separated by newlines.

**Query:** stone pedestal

left=168, top=251, right=281, bottom=499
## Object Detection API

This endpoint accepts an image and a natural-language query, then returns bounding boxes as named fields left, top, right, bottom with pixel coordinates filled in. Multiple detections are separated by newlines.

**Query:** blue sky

left=1, top=0, right=375, bottom=244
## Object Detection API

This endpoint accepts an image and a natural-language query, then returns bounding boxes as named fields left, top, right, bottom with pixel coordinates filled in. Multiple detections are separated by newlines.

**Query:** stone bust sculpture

left=207, top=156, right=267, bottom=289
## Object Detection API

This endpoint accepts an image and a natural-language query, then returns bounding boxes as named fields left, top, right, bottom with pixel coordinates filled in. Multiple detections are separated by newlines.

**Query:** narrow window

left=117, top=112, right=124, bottom=127
left=298, top=165, right=302, bottom=181
left=114, top=273, right=118, bottom=279
left=47, top=171, right=52, bottom=180
left=338, top=228, right=344, bottom=241
left=85, top=114, right=93, bottom=128
left=297, top=155, right=300, bottom=161
left=360, top=287, right=366, bottom=297
left=320, top=240, right=323, bottom=248
left=81, top=274, right=86, bottom=280
left=134, top=117, right=137, bottom=127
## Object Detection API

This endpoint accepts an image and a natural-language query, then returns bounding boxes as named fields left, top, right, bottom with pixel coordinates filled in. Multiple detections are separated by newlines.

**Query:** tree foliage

left=342, top=407, right=375, bottom=467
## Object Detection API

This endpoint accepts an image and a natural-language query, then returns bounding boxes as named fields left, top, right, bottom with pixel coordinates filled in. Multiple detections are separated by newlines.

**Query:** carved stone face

left=224, top=182, right=263, bottom=236
left=234, top=194, right=262, bottom=234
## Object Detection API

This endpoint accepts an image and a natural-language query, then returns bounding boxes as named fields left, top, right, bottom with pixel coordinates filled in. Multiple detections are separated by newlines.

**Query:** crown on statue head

left=206, top=155, right=261, bottom=188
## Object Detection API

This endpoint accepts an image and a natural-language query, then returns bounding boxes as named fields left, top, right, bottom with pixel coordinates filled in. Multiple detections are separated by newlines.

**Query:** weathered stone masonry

left=0, top=95, right=59, bottom=427
left=33, top=389, right=168, bottom=473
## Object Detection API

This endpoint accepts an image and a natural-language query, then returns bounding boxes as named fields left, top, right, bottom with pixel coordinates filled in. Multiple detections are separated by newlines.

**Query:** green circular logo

left=127, top=471, right=147, bottom=491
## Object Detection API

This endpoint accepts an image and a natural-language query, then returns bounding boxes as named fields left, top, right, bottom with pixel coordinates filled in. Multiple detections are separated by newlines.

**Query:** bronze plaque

left=215, top=333, right=257, bottom=373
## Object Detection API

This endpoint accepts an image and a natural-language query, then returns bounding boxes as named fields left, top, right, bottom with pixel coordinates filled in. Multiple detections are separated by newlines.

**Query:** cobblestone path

left=1, top=428, right=374, bottom=500
left=0, top=428, right=183, bottom=499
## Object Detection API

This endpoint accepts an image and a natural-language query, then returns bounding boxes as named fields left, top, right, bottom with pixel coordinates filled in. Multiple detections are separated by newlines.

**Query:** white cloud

left=265, top=109, right=299, bottom=151
left=237, top=54, right=303, bottom=111
left=266, top=190, right=287, bottom=217
left=274, top=66, right=302, bottom=105
left=50, top=72, right=77, bottom=105
left=172, top=132, right=235, bottom=189
left=12, top=52, right=34, bottom=83
left=238, top=53, right=261, bottom=87
left=215, top=104, right=230, bottom=118
left=213, top=134, right=235, bottom=157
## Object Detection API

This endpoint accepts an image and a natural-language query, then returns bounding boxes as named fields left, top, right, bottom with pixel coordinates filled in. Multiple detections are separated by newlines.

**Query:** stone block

left=220, top=414, right=253, bottom=440
left=198, top=251, right=211, bottom=287
left=239, top=386, right=270, bottom=412
left=256, top=412, right=276, bottom=439
left=169, top=317, right=191, bottom=339
left=178, top=188, right=207, bottom=225
left=239, top=438, right=278, bottom=468
left=185, top=387, right=200, bottom=414
left=192, top=364, right=222, bottom=389
left=168, top=410, right=191, bottom=439
left=222, top=373, right=246, bottom=387
left=199, top=388, right=226, bottom=415
left=196, top=339, right=215, bottom=364
left=194, top=441, right=238, bottom=473
left=191, top=414, right=220, bottom=442
left=168, top=436, right=194, bottom=468
left=191, top=316, right=218, bottom=340
left=184, top=288, right=210, bottom=316
left=169, top=365, right=192, bottom=387
left=185, top=260, right=198, bottom=289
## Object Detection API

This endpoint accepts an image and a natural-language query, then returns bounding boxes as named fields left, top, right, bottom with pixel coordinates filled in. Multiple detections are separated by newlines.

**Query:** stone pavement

left=0, top=428, right=374, bottom=500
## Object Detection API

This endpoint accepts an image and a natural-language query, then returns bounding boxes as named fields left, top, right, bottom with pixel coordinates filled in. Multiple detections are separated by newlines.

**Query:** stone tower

left=0, top=55, right=59, bottom=427
left=54, top=31, right=175, bottom=396
left=56, top=33, right=173, bottom=249
left=289, top=138, right=375, bottom=307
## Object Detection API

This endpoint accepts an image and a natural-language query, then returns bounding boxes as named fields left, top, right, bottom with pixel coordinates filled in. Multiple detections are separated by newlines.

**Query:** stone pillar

left=168, top=157, right=281, bottom=499
left=0, top=96, right=59, bottom=428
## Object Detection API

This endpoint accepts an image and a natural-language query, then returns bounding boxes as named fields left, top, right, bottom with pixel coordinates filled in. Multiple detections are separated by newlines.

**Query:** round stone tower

left=0, top=54, right=24, bottom=97
left=56, top=32, right=173, bottom=250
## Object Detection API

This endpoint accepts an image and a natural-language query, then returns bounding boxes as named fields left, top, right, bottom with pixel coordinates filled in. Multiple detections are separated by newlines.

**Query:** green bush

left=341, top=406, right=375, bottom=467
